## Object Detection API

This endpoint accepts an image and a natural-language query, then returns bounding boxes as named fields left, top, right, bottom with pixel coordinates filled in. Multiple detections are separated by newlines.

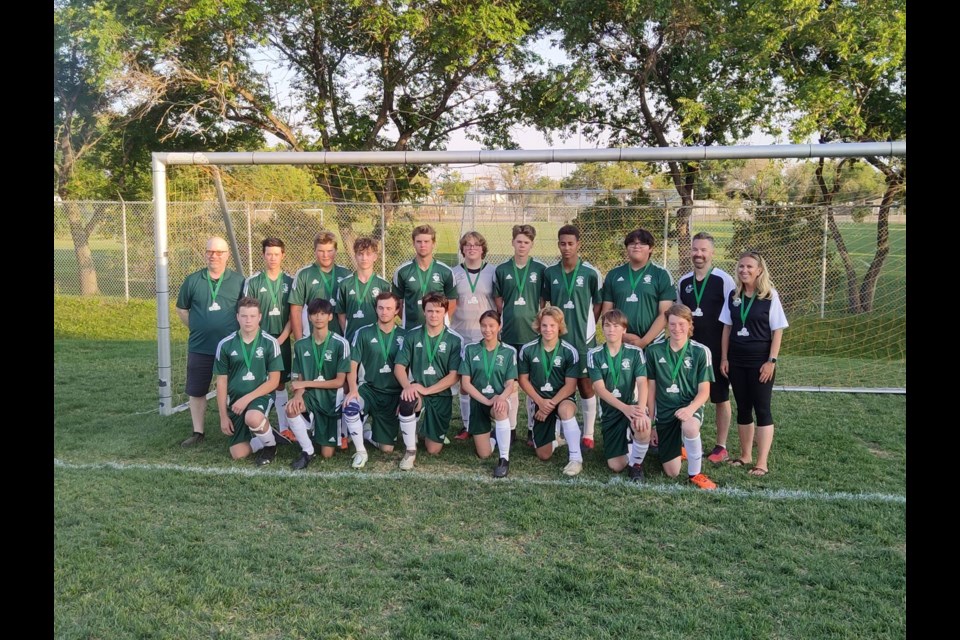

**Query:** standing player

left=541, top=225, right=602, bottom=451
left=212, top=297, right=283, bottom=464
left=588, top=309, right=652, bottom=480
left=458, top=311, right=518, bottom=477
left=676, top=232, right=736, bottom=463
left=285, top=298, right=352, bottom=469
left=289, top=231, right=352, bottom=339
left=392, top=224, right=458, bottom=329
left=451, top=231, right=498, bottom=440
left=393, top=293, right=463, bottom=470
left=176, top=236, right=245, bottom=447
left=518, top=306, right=584, bottom=476
left=243, top=237, right=295, bottom=442
left=336, top=236, right=392, bottom=342
left=493, top=224, right=548, bottom=447
left=645, top=303, right=717, bottom=490
left=342, top=291, right=406, bottom=469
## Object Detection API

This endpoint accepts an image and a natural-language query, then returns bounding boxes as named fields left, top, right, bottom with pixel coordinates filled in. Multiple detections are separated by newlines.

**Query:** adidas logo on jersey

left=371, top=337, right=378, bottom=343
left=311, top=279, right=319, bottom=285
left=505, top=274, right=513, bottom=279
left=552, top=279, right=559, bottom=284
left=260, top=286, right=268, bottom=292
left=349, top=289, right=356, bottom=295
left=473, top=355, right=481, bottom=361
left=408, top=276, right=416, bottom=282
left=600, top=362, right=608, bottom=369
left=532, top=357, right=540, bottom=363
left=230, top=350, right=238, bottom=356
left=658, top=357, right=667, bottom=363
left=303, top=351, right=311, bottom=357
left=616, top=276, right=624, bottom=282
left=415, top=341, right=423, bottom=348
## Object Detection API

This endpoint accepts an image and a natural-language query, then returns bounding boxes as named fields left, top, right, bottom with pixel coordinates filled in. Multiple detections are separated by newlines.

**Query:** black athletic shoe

left=628, top=463, right=645, bottom=483
left=180, top=432, right=205, bottom=447
left=272, top=427, right=293, bottom=445
left=291, top=451, right=315, bottom=471
left=493, top=458, right=510, bottom=478
left=255, top=445, right=277, bottom=466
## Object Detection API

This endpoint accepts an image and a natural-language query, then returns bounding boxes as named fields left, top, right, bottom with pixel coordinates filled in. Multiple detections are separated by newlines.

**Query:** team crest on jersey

left=325, top=350, right=333, bottom=361
left=732, top=297, right=741, bottom=307
left=496, top=354, right=504, bottom=366
left=576, top=276, right=584, bottom=287
left=684, top=357, right=692, bottom=368
left=283, top=283, right=289, bottom=292
left=397, top=336, right=404, bottom=348
left=622, top=359, right=631, bottom=370
left=529, top=273, right=537, bottom=282
left=372, top=287, right=381, bottom=296
left=432, top=273, right=441, bottom=283
left=685, top=284, right=694, bottom=293
left=643, top=275, right=652, bottom=284
left=553, top=356, right=562, bottom=366
left=438, top=342, right=447, bottom=352
left=255, top=347, right=264, bottom=358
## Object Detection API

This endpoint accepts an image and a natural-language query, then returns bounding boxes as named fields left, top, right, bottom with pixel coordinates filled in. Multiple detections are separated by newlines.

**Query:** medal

left=666, top=384, right=680, bottom=394
left=738, top=327, right=750, bottom=337
left=514, top=296, right=526, bottom=306
left=561, top=259, right=582, bottom=310
left=563, top=300, right=575, bottom=309
left=269, top=307, right=281, bottom=316
left=206, top=271, right=225, bottom=312
left=354, top=309, right=364, bottom=318
left=691, top=269, right=712, bottom=315
left=692, top=307, right=703, bottom=317
left=208, top=302, right=221, bottom=311
left=540, top=382, right=553, bottom=392
left=238, top=332, right=261, bottom=384
left=379, top=364, right=391, bottom=373
left=626, top=293, right=638, bottom=302
left=468, top=296, right=479, bottom=305
left=424, top=366, right=437, bottom=375
left=482, top=384, right=494, bottom=394
left=242, top=371, right=255, bottom=381
left=611, top=388, right=622, bottom=398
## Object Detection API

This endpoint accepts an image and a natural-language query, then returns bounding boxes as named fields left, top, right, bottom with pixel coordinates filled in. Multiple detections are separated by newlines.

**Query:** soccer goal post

left=153, top=142, right=906, bottom=416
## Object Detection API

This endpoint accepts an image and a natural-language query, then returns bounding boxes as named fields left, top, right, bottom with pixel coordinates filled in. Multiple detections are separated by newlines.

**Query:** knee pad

left=399, top=397, right=417, bottom=417
left=343, top=400, right=362, bottom=418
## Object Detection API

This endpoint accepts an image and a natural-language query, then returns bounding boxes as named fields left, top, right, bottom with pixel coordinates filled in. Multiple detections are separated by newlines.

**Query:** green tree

left=572, top=188, right=665, bottom=273
left=560, top=162, right=651, bottom=191
left=435, top=170, right=472, bottom=204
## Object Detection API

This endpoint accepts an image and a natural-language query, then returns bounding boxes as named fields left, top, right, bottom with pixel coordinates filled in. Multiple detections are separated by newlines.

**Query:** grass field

left=54, top=299, right=906, bottom=638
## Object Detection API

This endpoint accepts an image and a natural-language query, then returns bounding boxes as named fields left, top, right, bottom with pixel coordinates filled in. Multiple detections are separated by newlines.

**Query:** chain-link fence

left=55, top=196, right=906, bottom=405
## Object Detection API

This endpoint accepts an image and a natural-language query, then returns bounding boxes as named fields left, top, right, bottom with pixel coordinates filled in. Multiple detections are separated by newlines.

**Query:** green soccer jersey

left=602, top=261, right=674, bottom=337
left=336, top=272, right=393, bottom=341
left=392, top=258, right=458, bottom=329
left=394, top=325, right=463, bottom=395
left=458, top=342, right=519, bottom=398
left=291, top=331, right=352, bottom=417
left=243, top=271, right=294, bottom=336
left=645, top=339, right=714, bottom=418
left=289, top=263, right=352, bottom=335
left=213, top=330, right=284, bottom=400
left=587, top=343, right=647, bottom=413
left=493, top=258, right=548, bottom=345
left=177, top=268, right=246, bottom=355
left=541, top=259, right=603, bottom=352
left=351, top=323, right=406, bottom=393
left=517, top=338, right=580, bottom=400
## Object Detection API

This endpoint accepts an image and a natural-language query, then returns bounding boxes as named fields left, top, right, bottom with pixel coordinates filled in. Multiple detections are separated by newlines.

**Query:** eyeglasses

left=627, top=242, right=650, bottom=249
left=463, top=243, right=482, bottom=249
left=206, top=250, right=228, bottom=256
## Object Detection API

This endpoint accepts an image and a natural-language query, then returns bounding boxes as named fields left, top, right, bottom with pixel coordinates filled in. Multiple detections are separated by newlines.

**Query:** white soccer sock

left=561, top=417, right=582, bottom=463
left=344, top=411, right=366, bottom=453
left=459, top=394, right=471, bottom=429
left=250, top=438, right=264, bottom=453
left=399, top=413, right=418, bottom=452
left=255, top=425, right=276, bottom=448
left=495, top=419, right=511, bottom=461
left=628, top=441, right=649, bottom=467
left=580, top=396, right=597, bottom=439
left=287, top=414, right=315, bottom=455
left=507, top=392, right=519, bottom=429
left=684, top=434, right=704, bottom=476
left=274, top=389, right=289, bottom=430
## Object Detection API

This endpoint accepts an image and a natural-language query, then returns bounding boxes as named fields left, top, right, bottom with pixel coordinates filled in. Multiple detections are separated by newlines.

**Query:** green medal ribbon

left=355, top=274, right=376, bottom=305
left=481, top=343, right=499, bottom=389
left=539, top=338, right=560, bottom=385
left=511, top=258, right=530, bottom=301
left=464, top=263, right=486, bottom=294
left=317, top=266, right=334, bottom=299
left=376, top=325, right=394, bottom=366
left=417, top=259, right=436, bottom=296
left=311, top=330, right=333, bottom=377
left=265, top=273, right=282, bottom=310
left=666, top=339, right=690, bottom=386
left=239, top=332, right=261, bottom=375
left=603, top=344, right=624, bottom=392
left=739, top=292, right=757, bottom=327
left=627, top=262, right=651, bottom=292
left=424, top=327, right=446, bottom=368
left=562, top=259, right=582, bottom=303
left=206, top=271, right=225, bottom=304
left=692, top=268, right=713, bottom=309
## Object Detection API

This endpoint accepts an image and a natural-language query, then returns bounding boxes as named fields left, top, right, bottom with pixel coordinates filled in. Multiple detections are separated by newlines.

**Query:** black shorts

left=709, top=356, right=730, bottom=404
left=185, top=352, right=216, bottom=397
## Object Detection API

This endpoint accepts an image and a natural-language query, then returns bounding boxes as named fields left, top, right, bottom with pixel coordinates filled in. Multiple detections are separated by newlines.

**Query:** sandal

left=728, top=458, right=750, bottom=467
left=748, top=467, right=769, bottom=477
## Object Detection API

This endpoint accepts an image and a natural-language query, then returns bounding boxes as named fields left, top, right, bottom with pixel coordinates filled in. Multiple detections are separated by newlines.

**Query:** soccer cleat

left=180, top=432, right=205, bottom=447
left=351, top=451, right=369, bottom=469
left=681, top=446, right=688, bottom=461
left=339, top=436, right=349, bottom=451
left=628, top=463, right=645, bottom=482
left=493, top=458, right=510, bottom=478
left=562, top=460, right=583, bottom=476
left=581, top=437, right=595, bottom=451
left=255, top=445, right=277, bottom=467
left=280, top=429, right=297, bottom=443
left=454, top=427, right=471, bottom=441
left=689, top=473, right=717, bottom=491
left=707, top=445, right=729, bottom=464
left=555, top=428, right=567, bottom=448
left=290, top=451, right=315, bottom=471
left=272, top=427, right=293, bottom=445
left=399, top=450, right=416, bottom=471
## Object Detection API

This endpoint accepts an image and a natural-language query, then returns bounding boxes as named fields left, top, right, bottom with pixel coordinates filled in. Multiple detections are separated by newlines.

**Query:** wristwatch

left=767, top=357, right=778, bottom=364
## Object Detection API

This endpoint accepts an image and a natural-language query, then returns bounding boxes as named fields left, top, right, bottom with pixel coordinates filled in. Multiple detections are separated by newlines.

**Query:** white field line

left=54, top=458, right=905, bottom=504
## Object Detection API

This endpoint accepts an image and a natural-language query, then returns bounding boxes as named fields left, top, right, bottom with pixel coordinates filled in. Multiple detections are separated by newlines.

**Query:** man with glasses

left=175, top=236, right=246, bottom=447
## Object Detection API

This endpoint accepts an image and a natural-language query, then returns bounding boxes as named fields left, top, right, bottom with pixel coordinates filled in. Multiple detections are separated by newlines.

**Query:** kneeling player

left=285, top=298, right=352, bottom=470
left=644, top=303, right=717, bottom=490
left=393, top=293, right=463, bottom=470
left=458, top=310, right=518, bottom=477
left=588, top=309, right=652, bottom=481
left=214, top=297, right=284, bottom=464
left=342, top=291, right=406, bottom=469
left=518, top=306, right=584, bottom=476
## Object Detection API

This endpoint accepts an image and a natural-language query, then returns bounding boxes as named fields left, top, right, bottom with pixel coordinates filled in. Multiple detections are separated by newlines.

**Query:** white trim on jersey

left=689, top=339, right=713, bottom=367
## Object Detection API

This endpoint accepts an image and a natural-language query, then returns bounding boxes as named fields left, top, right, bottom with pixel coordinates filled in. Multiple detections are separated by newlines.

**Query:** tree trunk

left=825, top=206, right=862, bottom=314
left=64, top=201, right=100, bottom=296
left=858, top=176, right=897, bottom=312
